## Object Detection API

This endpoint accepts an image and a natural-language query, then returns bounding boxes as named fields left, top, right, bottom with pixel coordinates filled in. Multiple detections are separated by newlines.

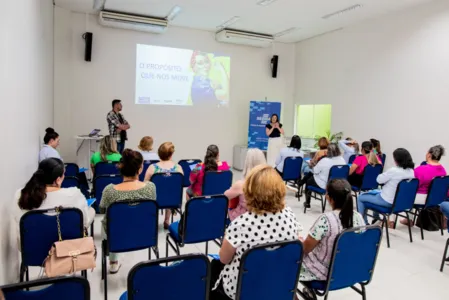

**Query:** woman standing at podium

left=266, top=114, right=284, bottom=167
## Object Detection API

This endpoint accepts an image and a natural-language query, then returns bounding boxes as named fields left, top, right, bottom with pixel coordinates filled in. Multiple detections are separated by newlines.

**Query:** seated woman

left=137, top=136, right=159, bottom=161
left=348, top=141, right=382, bottom=188
left=300, top=179, right=365, bottom=282
left=90, top=135, right=122, bottom=173
left=339, top=137, right=359, bottom=163
left=303, top=137, right=329, bottom=174
left=14, top=158, right=95, bottom=233
left=301, top=143, right=346, bottom=209
left=275, top=135, right=304, bottom=175
left=224, top=148, right=266, bottom=221
left=357, top=148, right=415, bottom=226
left=39, top=128, right=62, bottom=162
left=187, top=145, right=230, bottom=199
left=211, top=165, right=303, bottom=300
left=100, top=149, right=156, bottom=273
left=144, top=142, right=183, bottom=229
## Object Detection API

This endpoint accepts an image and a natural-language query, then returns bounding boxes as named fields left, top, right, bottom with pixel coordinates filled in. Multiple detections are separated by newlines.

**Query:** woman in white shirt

left=338, top=138, right=359, bottom=163
left=137, top=136, right=160, bottom=161
left=38, top=128, right=62, bottom=163
left=275, top=135, right=304, bottom=175
left=357, top=148, right=415, bottom=226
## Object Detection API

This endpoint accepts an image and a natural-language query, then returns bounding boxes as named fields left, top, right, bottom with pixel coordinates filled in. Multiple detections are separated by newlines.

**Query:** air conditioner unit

left=215, top=29, right=274, bottom=48
left=99, top=11, right=168, bottom=34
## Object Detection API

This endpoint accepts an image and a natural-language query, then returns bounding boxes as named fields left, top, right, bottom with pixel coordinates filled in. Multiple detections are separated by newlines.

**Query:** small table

left=75, top=135, right=102, bottom=179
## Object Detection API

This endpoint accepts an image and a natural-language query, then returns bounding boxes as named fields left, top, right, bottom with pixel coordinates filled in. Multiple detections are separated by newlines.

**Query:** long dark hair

left=361, top=141, right=380, bottom=166
left=327, top=179, right=354, bottom=229
left=393, top=148, right=414, bottom=169
left=44, top=127, right=59, bottom=144
left=204, top=145, right=219, bottom=172
left=289, top=135, right=302, bottom=151
left=19, top=158, right=65, bottom=210
left=370, top=138, right=382, bottom=155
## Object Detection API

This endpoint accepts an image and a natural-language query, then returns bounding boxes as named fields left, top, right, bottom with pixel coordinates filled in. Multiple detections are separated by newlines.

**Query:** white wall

left=54, top=9, right=296, bottom=164
left=0, top=0, right=54, bottom=284
left=295, top=0, right=449, bottom=168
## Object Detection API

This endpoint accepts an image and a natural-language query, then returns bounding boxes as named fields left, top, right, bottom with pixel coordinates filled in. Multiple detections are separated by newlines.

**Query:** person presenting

left=265, top=114, right=284, bottom=167
left=107, top=99, right=130, bottom=154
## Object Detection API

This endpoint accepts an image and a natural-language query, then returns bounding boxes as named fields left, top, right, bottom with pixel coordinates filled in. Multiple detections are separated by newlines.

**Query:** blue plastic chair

left=62, top=176, right=80, bottom=188
left=440, top=217, right=449, bottom=272
left=305, top=165, right=350, bottom=213
left=202, top=170, right=233, bottom=196
left=139, top=160, right=160, bottom=182
left=102, top=200, right=159, bottom=300
left=234, top=240, right=303, bottom=300
left=93, top=174, right=123, bottom=212
left=119, top=254, right=210, bottom=300
left=95, top=161, right=120, bottom=177
left=351, top=164, right=383, bottom=195
left=166, top=195, right=228, bottom=256
left=282, top=156, right=303, bottom=182
left=297, top=225, right=382, bottom=300
left=64, top=163, right=80, bottom=177
left=151, top=172, right=184, bottom=222
left=363, top=178, right=419, bottom=248
left=348, top=154, right=359, bottom=165
left=1, top=276, right=90, bottom=300
left=411, top=176, right=449, bottom=240
left=19, top=208, right=84, bottom=282
left=380, top=153, right=386, bottom=165
left=178, top=159, right=202, bottom=187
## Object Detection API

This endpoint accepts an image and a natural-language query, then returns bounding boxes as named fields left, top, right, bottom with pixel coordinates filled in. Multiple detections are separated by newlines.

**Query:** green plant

left=314, top=130, right=343, bottom=148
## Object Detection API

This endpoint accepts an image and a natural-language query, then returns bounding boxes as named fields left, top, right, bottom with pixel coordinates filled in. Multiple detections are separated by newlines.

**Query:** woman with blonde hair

left=137, top=136, right=159, bottom=161
left=211, top=165, right=303, bottom=300
left=224, top=148, right=266, bottom=221
left=90, top=135, right=122, bottom=173
left=348, top=141, right=382, bottom=188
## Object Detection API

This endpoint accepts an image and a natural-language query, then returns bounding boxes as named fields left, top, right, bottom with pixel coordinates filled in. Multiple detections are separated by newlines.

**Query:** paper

left=87, top=198, right=96, bottom=207
left=79, top=167, right=88, bottom=173
left=208, top=254, right=220, bottom=260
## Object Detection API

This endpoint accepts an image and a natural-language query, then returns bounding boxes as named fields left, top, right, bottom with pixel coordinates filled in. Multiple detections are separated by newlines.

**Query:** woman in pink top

left=348, top=141, right=382, bottom=187
left=187, top=145, right=230, bottom=199
left=224, top=148, right=266, bottom=221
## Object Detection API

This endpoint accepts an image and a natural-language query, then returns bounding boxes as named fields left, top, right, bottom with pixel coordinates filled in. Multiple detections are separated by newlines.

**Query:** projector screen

left=135, top=44, right=231, bottom=107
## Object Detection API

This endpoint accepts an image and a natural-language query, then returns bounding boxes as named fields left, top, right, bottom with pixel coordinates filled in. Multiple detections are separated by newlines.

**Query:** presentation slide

left=135, top=44, right=231, bottom=107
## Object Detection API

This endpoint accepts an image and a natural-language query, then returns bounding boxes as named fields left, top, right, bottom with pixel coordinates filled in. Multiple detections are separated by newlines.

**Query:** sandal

left=109, top=261, right=121, bottom=274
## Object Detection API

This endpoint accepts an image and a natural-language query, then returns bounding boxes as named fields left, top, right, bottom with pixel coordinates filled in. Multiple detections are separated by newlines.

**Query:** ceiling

left=54, top=0, right=436, bottom=42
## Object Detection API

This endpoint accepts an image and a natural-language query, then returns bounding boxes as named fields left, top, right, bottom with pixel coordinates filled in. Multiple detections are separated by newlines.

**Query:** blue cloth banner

left=248, top=101, right=282, bottom=150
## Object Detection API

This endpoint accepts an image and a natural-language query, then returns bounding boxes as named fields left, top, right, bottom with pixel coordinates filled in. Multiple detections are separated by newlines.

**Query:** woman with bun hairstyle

left=39, top=128, right=62, bottom=162
left=100, top=149, right=156, bottom=273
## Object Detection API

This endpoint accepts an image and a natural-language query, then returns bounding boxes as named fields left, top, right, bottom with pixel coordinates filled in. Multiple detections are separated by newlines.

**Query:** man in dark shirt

left=106, top=99, right=130, bottom=154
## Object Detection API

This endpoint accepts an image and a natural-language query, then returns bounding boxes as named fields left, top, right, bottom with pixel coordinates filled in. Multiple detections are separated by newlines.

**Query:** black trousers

left=210, top=260, right=232, bottom=300
left=348, top=173, right=363, bottom=188
left=305, top=175, right=320, bottom=204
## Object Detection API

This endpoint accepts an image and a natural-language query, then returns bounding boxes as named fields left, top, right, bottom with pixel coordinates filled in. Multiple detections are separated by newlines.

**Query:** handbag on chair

left=44, top=207, right=96, bottom=277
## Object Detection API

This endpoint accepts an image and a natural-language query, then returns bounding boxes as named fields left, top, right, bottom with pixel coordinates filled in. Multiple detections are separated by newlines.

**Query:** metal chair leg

left=19, top=263, right=25, bottom=282
left=405, top=212, right=413, bottom=243
left=440, top=238, right=449, bottom=272
left=149, top=248, right=152, bottom=260
left=205, top=241, right=209, bottom=255
left=26, top=268, right=29, bottom=282
left=438, top=212, right=444, bottom=236
left=361, top=284, right=366, bottom=300
left=90, top=222, right=94, bottom=237
left=383, top=214, right=390, bottom=248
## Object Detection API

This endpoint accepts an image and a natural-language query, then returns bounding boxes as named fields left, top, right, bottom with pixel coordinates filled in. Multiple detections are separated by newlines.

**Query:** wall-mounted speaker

left=83, top=32, right=93, bottom=62
left=271, top=55, right=278, bottom=78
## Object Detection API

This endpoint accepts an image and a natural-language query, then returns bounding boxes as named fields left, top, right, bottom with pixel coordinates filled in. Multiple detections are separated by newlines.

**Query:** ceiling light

left=257, top=0, right=279, bottom=6
left=167, top=6, right=182, bottom=21
left=217, top=16, right=241, bottom=29
left=322, top=4, right=363, bottom=20
left=274, top=27, right=298, bottom=37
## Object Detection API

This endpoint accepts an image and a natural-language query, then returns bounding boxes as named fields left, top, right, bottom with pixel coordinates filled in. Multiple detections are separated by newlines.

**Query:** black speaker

left=271, top=55, right=278, bottom=78
left=83, top=32, right=93, bottom=62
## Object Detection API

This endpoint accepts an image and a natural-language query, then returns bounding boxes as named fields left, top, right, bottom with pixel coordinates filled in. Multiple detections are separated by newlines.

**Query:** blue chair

left=351, top=164, right=383, bottom=196
left=234, top=240, right=303, bottom=300
left=421, top=161, right=427, bottom=166
left=151, top=172, right=184, bottom=222
left=305, top=165, right=350, bottom=213
left=411, top=176, right=449, bottom=240
left=380, top=153, right=386, bottom=165
left=19, top=208, right=85, bottom=282
left=93, top=174, right=123, bottom=212
left=348, top=154, right=359, bottom=165
left=297, top=225, right=382, bottom=300
left=440, top=218, right=449, bottom=272
left=102, top=200, right=159, bottom=300
left=179, top=159, right=202, bottom=187
left=1, top=276, right=90, bottom=300
left=363, top=178, right=419, bottom=248
left=119, top=254, right=210, bottom=300
left=139, top=160, right=160, bottom=182
left=62, top=176, right=80, bottom=188
left=203, top=170, right=233, bottom=196
left=95, top=161, right=120, bottom=177
left=166, top=195, right=228, bottom=256
left=64, top=163, right=80, bottom=177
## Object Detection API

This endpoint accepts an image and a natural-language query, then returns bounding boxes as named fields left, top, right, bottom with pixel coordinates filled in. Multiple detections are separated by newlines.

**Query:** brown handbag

left=44, top=207, right=97, bottom=277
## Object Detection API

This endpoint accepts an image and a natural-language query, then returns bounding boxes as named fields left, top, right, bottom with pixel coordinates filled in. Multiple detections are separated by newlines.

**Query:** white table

left=75, top=135, right=102, bottom=179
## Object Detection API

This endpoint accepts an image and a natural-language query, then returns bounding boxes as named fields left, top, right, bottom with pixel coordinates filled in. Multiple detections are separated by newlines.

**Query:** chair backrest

left=61, top=176, right=80, bottom=189
left=282, top=157, right=303, bottom=181
left=1, top=276, right=90, bottom=300
left=235, top=240, right=303, bottom=300
left=328, top=165, right=350, bottom=181
left=391, top=178, right=419, bottom=213
left=182, top=195, right=228, bottom=244
left=202, top=170, right=233, bottom=196
left=425, top=176, right=449, bottom=207
left=126, top=254, right=210, bottom=300
left=380, top=154, right=386, bottom=165
left=107, top=200, right=158, bottom=253
left=95, top=161, right=119, bottom=177
left=139, top=160, right=160, bottom=182
left=178, top=159, right=202, bottom=187
left=360, top=164, right=383, bottom=191
left=64, top=163, right=79, bottom=177
left=325, top=226, right=382, bottom=292
left=20, top=208, right=84, bottom=267
left=94, top=175, right=123, bottom=206
left=348, top=154, right=359, bottom=165
left=150, top=172, right=184, bottom=209
left=420, top=161, right=427, bottom=166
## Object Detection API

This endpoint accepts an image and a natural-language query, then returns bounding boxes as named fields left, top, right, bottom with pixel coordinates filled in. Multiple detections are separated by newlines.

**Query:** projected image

left=135, top=44, right=231, bottom=106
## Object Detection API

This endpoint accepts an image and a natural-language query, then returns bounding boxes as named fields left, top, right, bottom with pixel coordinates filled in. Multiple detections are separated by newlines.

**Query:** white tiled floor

left=27, top=179, right=449, bottom=299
